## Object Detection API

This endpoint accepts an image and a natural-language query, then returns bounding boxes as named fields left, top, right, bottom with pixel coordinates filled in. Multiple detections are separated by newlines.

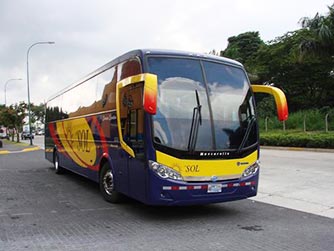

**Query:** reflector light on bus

left=143, top=74, right=158, bottom=115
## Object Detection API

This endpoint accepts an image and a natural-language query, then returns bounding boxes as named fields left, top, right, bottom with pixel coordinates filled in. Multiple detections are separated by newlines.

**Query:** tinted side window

left=46, top=95, right=68, bottom=122
left=118, top=58, right=142, bottom=82
left=95, top=66, right=117, bottom=112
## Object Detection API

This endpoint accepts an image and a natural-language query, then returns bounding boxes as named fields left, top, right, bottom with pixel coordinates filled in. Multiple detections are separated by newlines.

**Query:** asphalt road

left=21, top=136, right=334, bottom=218
left=0, top=150, right=333, bottom=251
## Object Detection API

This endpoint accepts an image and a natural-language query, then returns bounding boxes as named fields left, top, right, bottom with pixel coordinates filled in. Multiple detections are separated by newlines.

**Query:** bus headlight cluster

left=242, top=161, right=259, bottom=177
left=149, top=161, right=183, bottom=181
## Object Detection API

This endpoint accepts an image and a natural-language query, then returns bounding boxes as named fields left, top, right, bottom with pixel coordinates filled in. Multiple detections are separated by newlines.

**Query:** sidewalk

left=261, top=145, right=334, bottom=153
left=0, top=140, right=40, bottom=154
left=254, top=148, right=334, bottom=219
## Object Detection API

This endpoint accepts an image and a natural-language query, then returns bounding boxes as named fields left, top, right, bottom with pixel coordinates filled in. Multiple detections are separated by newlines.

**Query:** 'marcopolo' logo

left=200, top=152, right=230, bottom=156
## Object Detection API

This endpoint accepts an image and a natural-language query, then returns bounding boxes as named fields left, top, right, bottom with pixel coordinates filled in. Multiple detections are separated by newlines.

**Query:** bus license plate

left=207, top=184, right=222, bottom=193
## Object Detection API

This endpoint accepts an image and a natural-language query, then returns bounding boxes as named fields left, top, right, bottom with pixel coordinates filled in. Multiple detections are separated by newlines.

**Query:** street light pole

left=4, top=78, right=22, bottom=106
left=26, top=41, right=55, bottom=145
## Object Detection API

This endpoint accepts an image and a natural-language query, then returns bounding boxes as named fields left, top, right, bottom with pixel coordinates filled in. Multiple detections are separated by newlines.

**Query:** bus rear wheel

left=99, top=163, right=121, bottom=203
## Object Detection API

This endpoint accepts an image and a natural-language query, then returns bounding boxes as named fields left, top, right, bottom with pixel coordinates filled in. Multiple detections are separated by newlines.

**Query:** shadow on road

left=54, top=166, right=241, bottom=222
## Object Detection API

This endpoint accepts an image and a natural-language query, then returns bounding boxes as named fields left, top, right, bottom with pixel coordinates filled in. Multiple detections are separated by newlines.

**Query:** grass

left=258, top=109, right=334, bottom=132
left=2, top=139, right=30, bottom=146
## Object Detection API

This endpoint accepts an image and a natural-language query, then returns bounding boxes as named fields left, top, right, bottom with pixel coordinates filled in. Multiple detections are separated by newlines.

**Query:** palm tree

left=299, top=4, right=334, bottom=56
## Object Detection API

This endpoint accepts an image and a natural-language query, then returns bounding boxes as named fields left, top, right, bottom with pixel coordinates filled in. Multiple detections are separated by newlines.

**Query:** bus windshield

left=147, top=57, right=257, bottom=152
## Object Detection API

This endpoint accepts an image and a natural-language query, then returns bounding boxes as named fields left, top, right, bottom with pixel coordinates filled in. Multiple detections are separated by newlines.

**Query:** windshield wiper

left=187, top=90, right=202, bottom=152
left=237, top=115, right=256, bottom=153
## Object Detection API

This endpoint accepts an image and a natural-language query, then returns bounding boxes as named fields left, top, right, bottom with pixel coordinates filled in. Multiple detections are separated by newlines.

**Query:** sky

left=0, top=0, right=333, bottom=106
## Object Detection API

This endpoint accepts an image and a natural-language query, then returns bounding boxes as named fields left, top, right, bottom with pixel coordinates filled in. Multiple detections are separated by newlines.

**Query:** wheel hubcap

left=54, top=156, right=58, bottom=170
left=103, top=170, right=114, bottom=195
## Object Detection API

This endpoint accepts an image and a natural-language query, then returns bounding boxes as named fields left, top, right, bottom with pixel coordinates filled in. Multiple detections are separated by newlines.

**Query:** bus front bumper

left=148, top=171, right=259, bottom=206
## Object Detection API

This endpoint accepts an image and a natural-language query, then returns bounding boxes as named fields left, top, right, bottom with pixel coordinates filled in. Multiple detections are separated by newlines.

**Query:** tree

left=298, top=4, right=334, bottom=108
left=253, top=30, right=334, bottom=111
left=213, top=6, right=334, bottom=112
left=0, top=104, right=5, bottom=121
left=221, top=32, right=264, bottom=82
left=0, top=102, right=27, bottom=142
left=221, top=32, right=264, bottom=65
left=31, top=103, right=45, bottom=125
left=299, top=4, right=334, bottom=57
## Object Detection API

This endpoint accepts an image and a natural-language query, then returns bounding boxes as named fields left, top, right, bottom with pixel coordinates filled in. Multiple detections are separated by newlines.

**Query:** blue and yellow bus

left=45, top=49, right=288, bottom=205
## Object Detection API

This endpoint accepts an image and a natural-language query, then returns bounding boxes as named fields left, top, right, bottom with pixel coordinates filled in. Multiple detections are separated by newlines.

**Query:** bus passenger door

left=118, top=83, right=147, bottom=202
left=125, top=108, right=146, bottom=202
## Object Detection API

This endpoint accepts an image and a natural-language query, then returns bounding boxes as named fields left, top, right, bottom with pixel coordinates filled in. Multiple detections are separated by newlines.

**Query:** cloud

left=0, top=0, right=332, bottom=105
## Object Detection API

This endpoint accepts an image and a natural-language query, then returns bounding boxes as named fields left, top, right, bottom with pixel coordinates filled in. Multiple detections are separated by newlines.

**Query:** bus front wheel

left=99, top=163, right=121, bottom=203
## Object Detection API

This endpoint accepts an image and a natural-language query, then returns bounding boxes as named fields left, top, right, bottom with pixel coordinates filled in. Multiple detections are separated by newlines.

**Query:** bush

left=260, top=131, right=334, bottom=148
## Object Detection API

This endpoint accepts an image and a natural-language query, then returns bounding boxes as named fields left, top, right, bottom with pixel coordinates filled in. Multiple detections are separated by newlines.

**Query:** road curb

left=0, top=150, right=10, bottom=155
left=0, top=146, right=41, bottom=155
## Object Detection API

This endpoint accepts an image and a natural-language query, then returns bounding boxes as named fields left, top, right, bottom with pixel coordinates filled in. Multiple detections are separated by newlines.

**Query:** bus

left=45, top=49, right=288, bottom=205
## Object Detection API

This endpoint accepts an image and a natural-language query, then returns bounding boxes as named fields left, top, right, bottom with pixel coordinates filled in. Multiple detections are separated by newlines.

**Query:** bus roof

left=47, top=49, right=243, bottom=102
left=99, top=48, right=243, bottom=72
left=136, top=49, right=243, bottom=67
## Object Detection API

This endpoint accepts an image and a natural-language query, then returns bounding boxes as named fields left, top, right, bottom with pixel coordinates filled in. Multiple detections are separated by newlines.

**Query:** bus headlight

left=242, top=161, right=259, bottom=178
left=149, top=161, right=183, bottom=181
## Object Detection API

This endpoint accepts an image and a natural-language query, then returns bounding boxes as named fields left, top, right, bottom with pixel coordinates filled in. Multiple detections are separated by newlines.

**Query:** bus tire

left=99, top=163, right=121, bottom=203
left=54, top=151, right=64, bottom=174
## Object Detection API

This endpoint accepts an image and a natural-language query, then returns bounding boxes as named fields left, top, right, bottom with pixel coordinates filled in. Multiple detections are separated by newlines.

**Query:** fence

left=262, top=113, right=332, bottom=132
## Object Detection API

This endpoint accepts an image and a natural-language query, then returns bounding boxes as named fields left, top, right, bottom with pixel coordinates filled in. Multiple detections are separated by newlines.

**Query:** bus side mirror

left=116, top=73, right=158, bottom=157
left=251, top=85, right=289, bottom=121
